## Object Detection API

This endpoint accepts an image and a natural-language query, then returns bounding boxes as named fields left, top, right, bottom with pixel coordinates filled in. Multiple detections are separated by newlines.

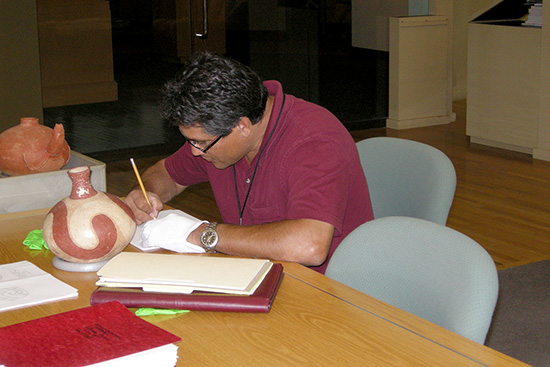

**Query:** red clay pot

left=0, top=117, right=70, bottom=176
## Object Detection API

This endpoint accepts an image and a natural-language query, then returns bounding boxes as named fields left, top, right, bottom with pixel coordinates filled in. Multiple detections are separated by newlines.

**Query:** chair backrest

left=356, top=137, right=456, bottom=225
left=325, top=216, right=499, bottom=344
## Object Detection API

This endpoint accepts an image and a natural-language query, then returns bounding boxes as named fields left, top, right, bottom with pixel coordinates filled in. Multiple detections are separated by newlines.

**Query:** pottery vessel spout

left=47, top=123, right=67, bottom=156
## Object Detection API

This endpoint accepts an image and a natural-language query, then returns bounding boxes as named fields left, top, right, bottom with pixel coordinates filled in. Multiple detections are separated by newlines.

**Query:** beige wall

left=452, top=1, right=468, bottom=99
left=452, top=0, right=496, bottom=100
left=0, top=0, right=43, bottom=131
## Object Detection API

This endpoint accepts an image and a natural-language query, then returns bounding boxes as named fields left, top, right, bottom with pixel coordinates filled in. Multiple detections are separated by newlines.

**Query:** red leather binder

left=0, top=301, right=181, bottom=367
left=90, top=263, right=284, bottom=313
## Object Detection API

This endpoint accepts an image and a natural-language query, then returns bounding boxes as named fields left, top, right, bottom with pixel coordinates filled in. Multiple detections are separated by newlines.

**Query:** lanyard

left=233, top=94, right=286, bottom=225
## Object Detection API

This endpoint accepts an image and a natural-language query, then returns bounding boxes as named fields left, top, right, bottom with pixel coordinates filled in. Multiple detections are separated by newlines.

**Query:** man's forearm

left=140, top=159, right=186, bottom=203
left=190, top=219, right=334, bottom=267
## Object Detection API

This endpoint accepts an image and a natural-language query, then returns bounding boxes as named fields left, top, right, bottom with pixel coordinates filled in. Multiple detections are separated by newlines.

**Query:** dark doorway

left=44, top=0, right=388, bottom=158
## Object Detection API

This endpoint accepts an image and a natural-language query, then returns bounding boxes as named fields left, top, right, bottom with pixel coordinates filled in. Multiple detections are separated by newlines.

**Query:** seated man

left=124, top=52, right=373, bottom=274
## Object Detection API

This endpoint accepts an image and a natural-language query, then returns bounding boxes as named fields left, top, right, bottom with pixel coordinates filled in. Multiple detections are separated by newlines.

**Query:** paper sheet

left=0, top=261, right=78, bottom=312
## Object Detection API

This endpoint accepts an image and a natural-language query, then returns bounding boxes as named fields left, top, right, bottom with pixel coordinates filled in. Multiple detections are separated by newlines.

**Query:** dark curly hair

left=161, top=52, right=268, bottom=136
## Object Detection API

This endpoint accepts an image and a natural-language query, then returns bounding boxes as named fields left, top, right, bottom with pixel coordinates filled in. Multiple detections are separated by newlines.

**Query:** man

left=124, top=52, right=373, bottom=274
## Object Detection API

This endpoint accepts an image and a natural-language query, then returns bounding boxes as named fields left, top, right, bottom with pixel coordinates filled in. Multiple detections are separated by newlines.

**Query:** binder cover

left=91, top=263, right=284, bottom=313
left=0, top=301, right=181, bottom=367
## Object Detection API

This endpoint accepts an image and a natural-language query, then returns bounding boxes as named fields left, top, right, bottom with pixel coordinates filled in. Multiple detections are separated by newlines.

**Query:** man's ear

left=236, top=117, right=252, bottom=137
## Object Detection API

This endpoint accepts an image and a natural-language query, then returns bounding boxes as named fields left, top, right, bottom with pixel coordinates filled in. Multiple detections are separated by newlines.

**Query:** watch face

left=201, top=223, right=218, bottom=252
left=201, top=230, right=217, bottom=246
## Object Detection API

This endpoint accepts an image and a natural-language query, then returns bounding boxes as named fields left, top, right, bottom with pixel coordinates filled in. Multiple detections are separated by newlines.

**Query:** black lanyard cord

left=233, top=94, right=286, bottom=225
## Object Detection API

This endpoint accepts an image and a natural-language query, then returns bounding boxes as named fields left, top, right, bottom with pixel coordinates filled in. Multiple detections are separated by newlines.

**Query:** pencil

left=130, top=158, right=152, bottom=208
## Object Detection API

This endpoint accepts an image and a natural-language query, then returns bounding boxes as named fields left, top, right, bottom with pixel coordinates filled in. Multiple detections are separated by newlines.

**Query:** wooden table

left=0, top=209, right=529, bottom=366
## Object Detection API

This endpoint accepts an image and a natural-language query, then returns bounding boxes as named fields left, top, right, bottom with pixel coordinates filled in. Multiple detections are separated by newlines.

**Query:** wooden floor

left=106, top=100, right=550, bottom=270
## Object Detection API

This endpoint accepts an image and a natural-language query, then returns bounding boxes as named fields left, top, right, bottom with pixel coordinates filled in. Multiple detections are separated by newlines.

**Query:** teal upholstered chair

left=325, top=216, right=499, bottom=344
left=357, top=137, right=456, bottom=225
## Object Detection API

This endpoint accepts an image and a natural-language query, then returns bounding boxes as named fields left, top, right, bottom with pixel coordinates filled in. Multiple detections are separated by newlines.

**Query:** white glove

left=138, top=210, right=207, bottom=253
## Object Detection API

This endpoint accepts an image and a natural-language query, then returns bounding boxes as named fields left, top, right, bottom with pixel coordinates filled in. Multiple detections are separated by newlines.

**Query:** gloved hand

left=139, top=210, right=207, bottom=253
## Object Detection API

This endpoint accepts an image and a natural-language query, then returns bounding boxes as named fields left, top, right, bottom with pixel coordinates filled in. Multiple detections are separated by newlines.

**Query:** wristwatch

left=200, top=222, right=219, bottom=253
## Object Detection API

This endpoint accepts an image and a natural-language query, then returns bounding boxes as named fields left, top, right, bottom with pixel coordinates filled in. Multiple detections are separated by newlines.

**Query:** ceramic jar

left=0, top=117, right=70, bottom=176
left=43, top=166, right=136, bottom=270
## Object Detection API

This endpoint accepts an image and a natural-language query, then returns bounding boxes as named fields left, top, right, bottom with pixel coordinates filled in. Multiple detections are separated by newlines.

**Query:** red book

left=90, top=263, right=284, bottom=313
left=0, top=301, right=181, bottom=367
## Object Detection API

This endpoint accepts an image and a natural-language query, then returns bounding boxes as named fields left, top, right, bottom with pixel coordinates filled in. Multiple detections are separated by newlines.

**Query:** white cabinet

left=467, top=0, right=550, bottom=160
left=387, top=16, right=454, bottom=129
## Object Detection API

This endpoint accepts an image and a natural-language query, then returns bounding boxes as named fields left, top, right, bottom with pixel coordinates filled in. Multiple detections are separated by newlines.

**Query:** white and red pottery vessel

left=0, top=117, right=71, bottom=176
left=43, top=166, right=136, bottom=272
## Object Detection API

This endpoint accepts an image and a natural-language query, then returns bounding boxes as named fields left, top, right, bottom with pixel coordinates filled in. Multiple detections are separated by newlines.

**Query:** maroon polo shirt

left=165, top=81, right=373, bottom=273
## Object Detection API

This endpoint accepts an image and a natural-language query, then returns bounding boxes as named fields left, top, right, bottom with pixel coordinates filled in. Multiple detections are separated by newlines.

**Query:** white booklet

left=0, top=261, right=78, bottom=313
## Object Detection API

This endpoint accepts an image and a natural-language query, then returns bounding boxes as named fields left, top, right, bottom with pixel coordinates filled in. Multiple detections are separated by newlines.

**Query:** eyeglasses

left=187, top=135, right=223, bottom=153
